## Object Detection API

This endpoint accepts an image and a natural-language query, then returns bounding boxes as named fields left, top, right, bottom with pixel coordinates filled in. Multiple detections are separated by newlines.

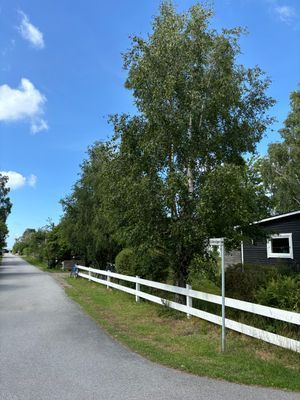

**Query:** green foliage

left=13, top=223, right=72, bottom=267
left=135, top=246, right=169, bottom=281
left=115, top=246, right=169, bottom=281
left=106, top=2, right=274, bottom=286
left=60, top=143, right=119, bottom=267
left=188, top=253, right=219, bottom=285
left=255, top=276, right=300, bottom=312
left=225, top=263, right=289, bottom=302
left=115, top=248, right=136, bottom=276
left=15, top=2, right=275, bottom=285
left=13, top=228, right=46, bottom=259
left=0, top=173, right=12, bottom=249
left=198, top=161, right=271, bottom=241
left=260, top=88, right=300, bottom=213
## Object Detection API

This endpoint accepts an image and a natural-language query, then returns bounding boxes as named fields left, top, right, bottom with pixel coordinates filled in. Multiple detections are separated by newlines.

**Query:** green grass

left=22, top=256, right=63, bottom=273
left=63, top=277, right=300, bottom=392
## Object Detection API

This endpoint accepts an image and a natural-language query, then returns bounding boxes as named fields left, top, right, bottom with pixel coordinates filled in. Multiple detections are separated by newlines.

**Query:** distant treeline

left=0, top=174, right=12, bottom=251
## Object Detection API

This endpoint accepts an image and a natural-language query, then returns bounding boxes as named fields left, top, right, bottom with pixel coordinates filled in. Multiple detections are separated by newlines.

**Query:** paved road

left=0, top=254, right=299, bottom=400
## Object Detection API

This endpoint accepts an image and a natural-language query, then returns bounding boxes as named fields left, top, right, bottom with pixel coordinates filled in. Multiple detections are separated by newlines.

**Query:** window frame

left=266, top=233, right=293, bottom=259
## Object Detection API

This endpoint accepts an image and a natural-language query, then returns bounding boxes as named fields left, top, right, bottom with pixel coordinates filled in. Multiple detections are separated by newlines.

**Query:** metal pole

left=221, top=240, right=226, bottom=352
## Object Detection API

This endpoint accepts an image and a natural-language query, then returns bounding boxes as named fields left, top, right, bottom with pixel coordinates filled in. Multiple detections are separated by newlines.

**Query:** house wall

left=243, top=214, right=300, bottom=270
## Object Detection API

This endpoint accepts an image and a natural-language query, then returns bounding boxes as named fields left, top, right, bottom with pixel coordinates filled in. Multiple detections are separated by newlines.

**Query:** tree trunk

left=173, top=252, right=189, bottom=304
left=187, top=114, right=194, bottom=195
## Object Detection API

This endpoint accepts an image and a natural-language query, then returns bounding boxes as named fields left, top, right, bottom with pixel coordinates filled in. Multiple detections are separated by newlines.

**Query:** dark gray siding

left=243, top=214, right=300, bottom=268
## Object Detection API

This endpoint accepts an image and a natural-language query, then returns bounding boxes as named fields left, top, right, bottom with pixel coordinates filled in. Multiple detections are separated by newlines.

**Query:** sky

left=0, top=0, right=299, bottom=248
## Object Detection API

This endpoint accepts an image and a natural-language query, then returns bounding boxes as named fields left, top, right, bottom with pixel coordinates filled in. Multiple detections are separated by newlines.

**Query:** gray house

left=242, top=210, right=300, bottom=269
left=224, top=210, right=300, bottom=270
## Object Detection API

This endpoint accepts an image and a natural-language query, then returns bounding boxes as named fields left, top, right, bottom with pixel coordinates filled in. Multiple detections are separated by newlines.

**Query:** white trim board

left=254, top=210, right=300, bottom=225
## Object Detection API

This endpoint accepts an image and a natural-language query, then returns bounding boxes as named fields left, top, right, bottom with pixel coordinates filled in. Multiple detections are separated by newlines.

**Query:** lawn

left=64, top=277, right=300, bottom=392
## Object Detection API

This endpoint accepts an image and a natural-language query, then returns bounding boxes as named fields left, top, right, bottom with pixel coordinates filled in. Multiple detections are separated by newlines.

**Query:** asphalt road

left=0, top=254, right=299, bottom=400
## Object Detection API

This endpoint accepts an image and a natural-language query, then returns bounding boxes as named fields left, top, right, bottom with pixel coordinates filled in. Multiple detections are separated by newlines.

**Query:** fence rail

left=77, top=265, right=300, bottom=353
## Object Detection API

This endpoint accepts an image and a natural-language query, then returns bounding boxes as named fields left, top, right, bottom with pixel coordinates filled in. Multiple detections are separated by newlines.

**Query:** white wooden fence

left=77, top=265, right=300, bottom=353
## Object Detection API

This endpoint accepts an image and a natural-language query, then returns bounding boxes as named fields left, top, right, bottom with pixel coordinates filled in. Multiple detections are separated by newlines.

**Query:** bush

left=187, top=254, right=220, bottom=315
left=115, top=248, right=136, bottom=276
left=135, top=246, right=169, bottom=282
left=188, top=253, right=219, bottom=286
left=115, top=246, right=169, bottom=282
left=255, top=276, right=300, bottom=312
left=225, top=263, right=289, bottom=302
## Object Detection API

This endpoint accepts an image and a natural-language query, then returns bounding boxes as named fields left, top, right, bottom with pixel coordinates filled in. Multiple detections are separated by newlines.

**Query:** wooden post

left=186, top=284, right=192, bottom=318
left=136, top=276, right=140, bottom=302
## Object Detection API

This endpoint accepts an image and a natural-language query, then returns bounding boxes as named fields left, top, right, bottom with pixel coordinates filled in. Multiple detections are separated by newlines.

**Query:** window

left=267, top=233, right=293, bottom=259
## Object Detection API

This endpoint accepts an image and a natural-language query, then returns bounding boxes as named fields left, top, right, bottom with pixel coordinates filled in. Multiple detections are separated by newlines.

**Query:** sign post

left=209, top=237, right=225, bottom=352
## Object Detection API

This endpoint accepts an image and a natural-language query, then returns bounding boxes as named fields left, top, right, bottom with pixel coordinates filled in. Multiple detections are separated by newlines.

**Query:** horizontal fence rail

left=77, top=265, right=300, bottom=353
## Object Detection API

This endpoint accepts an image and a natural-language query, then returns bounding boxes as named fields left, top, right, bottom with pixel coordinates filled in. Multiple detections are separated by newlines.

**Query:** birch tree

left=109, top=2, right=274, bottom=286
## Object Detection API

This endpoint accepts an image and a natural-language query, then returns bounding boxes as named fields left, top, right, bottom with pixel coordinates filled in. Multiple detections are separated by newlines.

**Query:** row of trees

left=13, top=2, right=300, bottom=287
left=0, top=174, right=12, bottom=251
left=13, top=223, right=72, bottom=267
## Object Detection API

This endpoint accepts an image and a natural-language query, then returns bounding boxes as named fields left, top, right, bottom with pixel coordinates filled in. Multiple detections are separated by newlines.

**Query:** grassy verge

left=64, top=277, right=300, bottom=391
left=22, top=256, right=63, bottom=273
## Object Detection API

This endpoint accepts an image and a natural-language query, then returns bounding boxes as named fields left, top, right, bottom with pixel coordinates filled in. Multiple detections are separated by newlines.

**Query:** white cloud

left=27, top=174, right=37, bottom=188
left=18, top=11, right=44, bottom=49
left=0, top=78, right=48, bottom=133
left=0, top=171, right=26, bottom=190
left=274, top=5, right=297, bottom=24
left=0, top=171, right=38, bottom=190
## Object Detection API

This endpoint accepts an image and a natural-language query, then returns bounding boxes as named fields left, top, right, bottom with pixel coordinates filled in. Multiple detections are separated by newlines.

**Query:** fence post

left=186, top=284, right=192, bottom=318
left=88, top=267, right=91, bottom=281
left=136, top=276, right=140, bottom=302
left=107, top=270, right=111, bottom=289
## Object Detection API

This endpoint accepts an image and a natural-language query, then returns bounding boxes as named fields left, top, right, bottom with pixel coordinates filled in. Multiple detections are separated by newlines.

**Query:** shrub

left=187, top=254, right=220, bottom=315
left=115, top=248, right=137, bottom=276
left=115, top=246, right=169, bottom=282
left=135, top=246, right=169, bottom=282
left=188, top=253, right=219, bottom=286
left=255, top=276, right=300, bottom=312
left=225, top=263, right=287, bottom=302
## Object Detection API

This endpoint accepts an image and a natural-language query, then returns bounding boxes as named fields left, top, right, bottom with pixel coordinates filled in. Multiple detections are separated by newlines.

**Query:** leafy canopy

left=0, top=174, right=12, bottom=249
left=260, top=88, right=300, bottom=213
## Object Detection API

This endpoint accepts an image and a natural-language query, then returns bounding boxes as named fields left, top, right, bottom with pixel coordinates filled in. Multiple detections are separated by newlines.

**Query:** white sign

left=209, top=238, right=224, bottom=246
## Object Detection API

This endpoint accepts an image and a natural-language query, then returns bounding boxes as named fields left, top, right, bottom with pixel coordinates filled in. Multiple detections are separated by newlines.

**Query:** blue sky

left=0, top=0, right=299, bottom=248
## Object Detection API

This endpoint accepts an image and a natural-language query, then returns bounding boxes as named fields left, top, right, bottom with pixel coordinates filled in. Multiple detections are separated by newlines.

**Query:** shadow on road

left=0, top=272, right=43, bottom=277
left=0, top=283, right=27, bottom=291
left=1, top=256, right=26, bottom=267
left=0, top=256, right=43, bottom=279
